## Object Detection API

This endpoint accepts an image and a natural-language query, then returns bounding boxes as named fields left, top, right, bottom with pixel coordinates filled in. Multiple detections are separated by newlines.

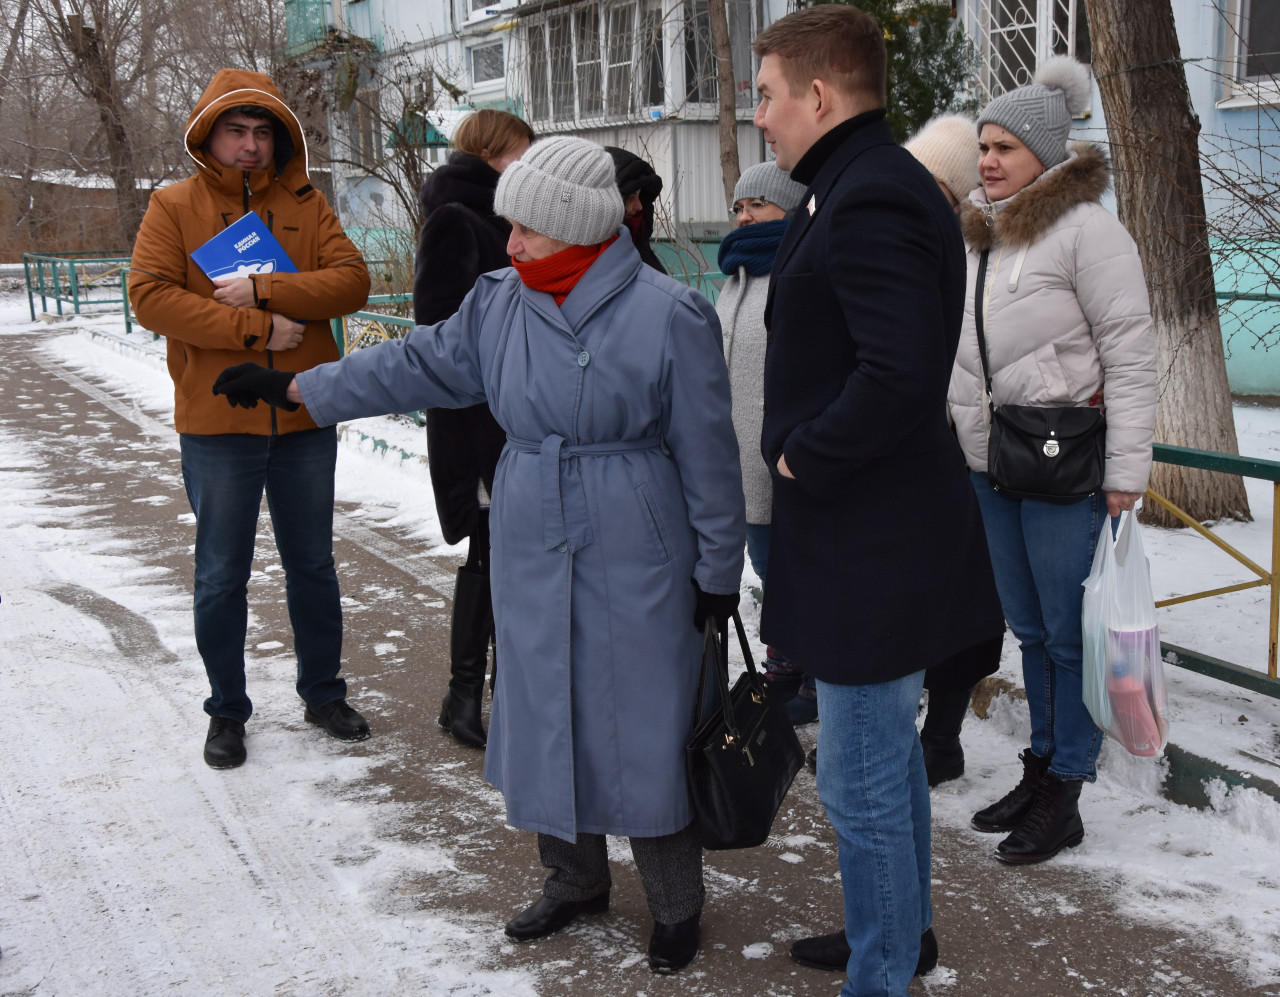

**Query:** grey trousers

left=537, top=822, right=704, bottom=924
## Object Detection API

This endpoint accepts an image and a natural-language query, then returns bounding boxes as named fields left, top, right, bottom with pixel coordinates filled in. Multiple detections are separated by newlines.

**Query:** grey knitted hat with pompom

left=493, top=136, right=623, bottom=246
left=976, top=56, right=1092, bottom=170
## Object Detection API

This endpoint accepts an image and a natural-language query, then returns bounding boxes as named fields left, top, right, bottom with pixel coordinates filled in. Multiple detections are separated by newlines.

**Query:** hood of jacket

left=421, top=152, right=501, bottom=219
left=184, top=68, right=310, bottom=197
left=960, top=142, right=1109, bottom=252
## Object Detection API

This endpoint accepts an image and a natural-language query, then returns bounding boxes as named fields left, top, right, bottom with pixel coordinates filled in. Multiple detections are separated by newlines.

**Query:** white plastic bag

left=1081, top=510, right=1168, bottom=755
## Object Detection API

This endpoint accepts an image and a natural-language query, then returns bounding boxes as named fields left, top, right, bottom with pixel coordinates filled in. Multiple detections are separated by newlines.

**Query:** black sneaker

left=305, top=699, right=371, bottom=741
left=204, top=716, right=246, bottom=768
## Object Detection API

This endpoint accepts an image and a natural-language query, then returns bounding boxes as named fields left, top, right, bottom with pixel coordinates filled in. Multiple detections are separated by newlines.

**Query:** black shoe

left=204, top=716, right=246, bottom=768
left=917, top=926, right=938, bottom=975
left=305, top=699, right=370, bottom=741
left=438, top=565, right=493, bottom=749
left=971, top=748, right=1050, bottom=832
left=648, top=912, right=700, bottom=973
left=920, top=733, right=965, bottom=787
left=995, top=774, right=1084, bottom=865
left=789, top=927, right=938, bottom=976
left=805, top=746, right=818, bottom=774
left=504, top=892, right=610, bottom=941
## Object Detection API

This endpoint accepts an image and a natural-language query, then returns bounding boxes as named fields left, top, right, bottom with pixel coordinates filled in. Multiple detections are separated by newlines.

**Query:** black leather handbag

left=975, top=250, right=1106, bottom=504
left=685, top=611, right=805, bottom=851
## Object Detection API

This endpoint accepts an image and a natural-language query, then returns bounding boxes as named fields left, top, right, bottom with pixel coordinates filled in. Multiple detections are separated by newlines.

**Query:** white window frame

left=961, top=0, right=1091, bottom=110
left=1219, top=0, right=1280, bottom=108
left=470, top=40, right=506, bottom=88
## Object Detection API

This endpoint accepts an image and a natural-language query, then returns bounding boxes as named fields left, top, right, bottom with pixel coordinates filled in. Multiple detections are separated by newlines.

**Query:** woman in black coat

left=605, top=146, right=666, bottom=274
left=413, top=109, right=535, bottom=748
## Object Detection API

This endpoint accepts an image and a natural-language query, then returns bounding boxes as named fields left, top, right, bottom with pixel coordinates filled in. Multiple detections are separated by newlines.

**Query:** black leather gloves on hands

left=692, top=580, right=739, bottom=631
left=212, top=363, right=300, bottom=411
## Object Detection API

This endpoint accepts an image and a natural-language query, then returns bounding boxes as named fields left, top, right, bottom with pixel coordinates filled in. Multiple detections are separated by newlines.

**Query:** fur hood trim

left=960, top=142, right=1110, bottom=251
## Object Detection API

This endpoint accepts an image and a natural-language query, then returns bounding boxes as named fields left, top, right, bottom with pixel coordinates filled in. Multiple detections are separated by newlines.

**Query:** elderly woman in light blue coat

left=211, top=136, right=745, bottom=975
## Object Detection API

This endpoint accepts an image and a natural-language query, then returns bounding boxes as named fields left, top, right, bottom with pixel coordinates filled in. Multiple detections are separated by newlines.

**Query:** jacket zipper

left=244, top=171, right=279, bottom=437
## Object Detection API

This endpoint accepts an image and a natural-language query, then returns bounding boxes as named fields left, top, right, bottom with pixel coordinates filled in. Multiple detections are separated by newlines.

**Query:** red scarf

left=511, top=235, right=619, bottom=305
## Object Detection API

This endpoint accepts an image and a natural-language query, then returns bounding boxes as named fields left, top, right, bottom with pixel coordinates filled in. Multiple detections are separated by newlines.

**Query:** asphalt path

left=0, top=326, right=1268, bottom=997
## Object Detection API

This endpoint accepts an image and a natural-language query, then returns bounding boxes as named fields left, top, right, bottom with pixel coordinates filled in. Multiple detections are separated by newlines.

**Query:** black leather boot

left=438, top=564, right=493, bottom=749
left=504, top=892, right=610, bottom=941
left=919, top=685, right=972, bottom=787
left=995, top=773, right=1084, bottom=864
left=971, top=748, right=1051, bottom=832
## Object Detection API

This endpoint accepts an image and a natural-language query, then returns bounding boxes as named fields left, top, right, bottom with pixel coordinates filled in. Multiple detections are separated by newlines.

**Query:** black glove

left=212, top=363, right=300, bottom=411
left=692, top=580, right=739, bottom=632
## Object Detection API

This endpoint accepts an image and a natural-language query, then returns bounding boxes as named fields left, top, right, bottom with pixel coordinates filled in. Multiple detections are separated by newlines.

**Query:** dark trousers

left=537, top=823, right=704, bottom=924
left=180, top=428, right=344, bottom=723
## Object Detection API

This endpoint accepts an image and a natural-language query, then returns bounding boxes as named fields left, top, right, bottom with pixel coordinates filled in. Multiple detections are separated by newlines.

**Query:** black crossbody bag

left=974, top=249, right=1106, bottom=504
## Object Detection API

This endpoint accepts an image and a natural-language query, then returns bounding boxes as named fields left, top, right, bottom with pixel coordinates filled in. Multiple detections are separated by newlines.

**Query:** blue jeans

left=745, top=523, right=771, bottom=583
left=970, top=471, right=1106, bottom=780
left=816, top=671, right=930, bottom=997
left=181, top=429, right=345, bottom=723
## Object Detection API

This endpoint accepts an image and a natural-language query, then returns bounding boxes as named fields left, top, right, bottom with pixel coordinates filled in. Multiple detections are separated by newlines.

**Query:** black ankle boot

left=438, top=565, right=493, bottom=749
left=920, top=685, right=972, bottom=786
left=995, top=773, right=1084, bottom=864
left=972, top=748, right=1051, bottom=832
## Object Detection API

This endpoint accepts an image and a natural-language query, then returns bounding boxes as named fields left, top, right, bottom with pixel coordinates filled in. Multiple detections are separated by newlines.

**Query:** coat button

left=557, top=540, right=568, bottom=553
left=577, top=351, right=590, bottom=367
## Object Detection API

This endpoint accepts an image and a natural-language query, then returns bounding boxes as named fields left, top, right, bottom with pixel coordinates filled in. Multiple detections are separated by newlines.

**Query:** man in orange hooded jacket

left=129, top=68, right=371, bottom=768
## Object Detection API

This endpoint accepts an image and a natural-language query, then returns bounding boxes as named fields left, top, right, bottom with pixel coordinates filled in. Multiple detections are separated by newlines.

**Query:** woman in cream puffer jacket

left=948, top=56, right=1157, bottom=870
left=948, top=142, right=1156, bottom=493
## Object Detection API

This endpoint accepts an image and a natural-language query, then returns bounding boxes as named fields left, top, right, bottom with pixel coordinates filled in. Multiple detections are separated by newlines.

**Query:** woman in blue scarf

left=715, top=161, right=814, bottom=724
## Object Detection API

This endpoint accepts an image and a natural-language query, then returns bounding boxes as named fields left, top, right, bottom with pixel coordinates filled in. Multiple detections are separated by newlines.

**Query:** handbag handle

left=973, top=248, right=994, bottom=401
left=691, top=610, right=767, bottom=743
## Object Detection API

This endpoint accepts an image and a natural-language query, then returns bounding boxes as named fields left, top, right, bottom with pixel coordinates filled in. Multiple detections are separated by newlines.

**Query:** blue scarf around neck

left=717, top=218, right=789, bottom=277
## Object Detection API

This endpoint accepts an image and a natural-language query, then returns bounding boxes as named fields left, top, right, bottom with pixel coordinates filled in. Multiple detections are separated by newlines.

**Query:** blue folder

left=190, top=212, right=298, bottom=282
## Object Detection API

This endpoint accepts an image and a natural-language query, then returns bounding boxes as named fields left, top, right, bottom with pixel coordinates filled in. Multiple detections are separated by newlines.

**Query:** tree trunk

left=61, top=13, right=145, bottom=248
left=706, top=0, right=739, bottom=210
left=0, top=0, right=33, bottom=118
left=1084, top=0, right=1250, bottom=526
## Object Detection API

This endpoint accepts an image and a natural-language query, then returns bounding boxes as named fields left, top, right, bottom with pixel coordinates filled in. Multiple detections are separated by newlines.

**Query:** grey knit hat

left=732, top=161, right=808, bottom=213
left=493, top=136, right=623, bottom=246
left=976, top=56, right=1092, bottom=170
left=904, top=114, right=979, bottom=205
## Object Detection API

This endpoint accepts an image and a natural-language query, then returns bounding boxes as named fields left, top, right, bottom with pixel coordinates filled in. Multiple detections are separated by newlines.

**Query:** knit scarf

left=512, top=235, right=619, bottom=305
left=716, top=219, right=789, bottom=277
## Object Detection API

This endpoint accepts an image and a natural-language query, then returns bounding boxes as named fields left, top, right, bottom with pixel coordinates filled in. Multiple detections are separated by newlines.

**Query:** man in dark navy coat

left=753, top=7, right=1004, bottom=995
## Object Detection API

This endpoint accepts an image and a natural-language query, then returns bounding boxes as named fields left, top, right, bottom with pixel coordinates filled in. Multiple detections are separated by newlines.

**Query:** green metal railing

left=25, top=251, right=131, bottom=321
left=1148, top=443, right=1280, bottom=699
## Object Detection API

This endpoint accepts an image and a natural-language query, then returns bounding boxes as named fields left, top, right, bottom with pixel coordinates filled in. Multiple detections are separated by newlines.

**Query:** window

left=963, top=0, right=1091, bottom=104
left=1222, top=0, right=1280, bottom=102
left=470, top=0, right=493, bottom=11
left=471, top=42, right=504, bottom=85
left=681, top=0, right=753, bottom=106
left=577, top=8, right=604, bottom=115
left=523, top=0, right=755, bottom=123
left=346, top=89, right=384, bottom=170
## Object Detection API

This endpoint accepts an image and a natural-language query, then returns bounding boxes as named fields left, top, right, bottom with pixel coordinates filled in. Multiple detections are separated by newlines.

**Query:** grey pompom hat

left=732, top=161, right=808, bottom=213
left=493, top=136, right=624, bottom=246
left=976, top=55, right=1092, bottom=170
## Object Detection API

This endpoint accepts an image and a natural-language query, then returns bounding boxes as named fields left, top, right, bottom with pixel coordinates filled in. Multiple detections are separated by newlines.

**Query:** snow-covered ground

left=1, top=296, right=1278, bottom=993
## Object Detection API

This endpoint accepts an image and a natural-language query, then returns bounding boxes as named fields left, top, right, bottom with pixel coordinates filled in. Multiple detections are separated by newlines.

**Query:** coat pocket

left=635, top=481, right=674, bottom=564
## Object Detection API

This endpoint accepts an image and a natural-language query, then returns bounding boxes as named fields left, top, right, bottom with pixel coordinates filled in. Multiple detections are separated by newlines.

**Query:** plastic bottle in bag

left=1106, top=627, right=1162, bottom=756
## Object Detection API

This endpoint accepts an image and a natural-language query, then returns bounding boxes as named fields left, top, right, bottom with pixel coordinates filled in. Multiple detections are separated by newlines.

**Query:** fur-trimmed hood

left=960, top=142, right=1110, bottom=251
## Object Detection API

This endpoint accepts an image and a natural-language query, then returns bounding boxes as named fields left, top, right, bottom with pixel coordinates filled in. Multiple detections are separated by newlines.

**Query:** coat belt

left=505, top=433, right=663, bottom=553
